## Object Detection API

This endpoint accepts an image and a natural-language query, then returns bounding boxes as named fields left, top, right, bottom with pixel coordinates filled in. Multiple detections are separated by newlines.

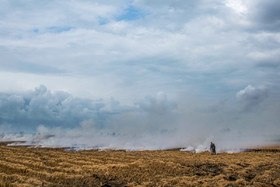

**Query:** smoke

left=0, top=85, right=279, bottom=152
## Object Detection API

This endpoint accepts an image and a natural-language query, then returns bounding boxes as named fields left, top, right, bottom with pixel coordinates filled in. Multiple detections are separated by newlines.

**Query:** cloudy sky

left=0, top=0, right=279, bottom=150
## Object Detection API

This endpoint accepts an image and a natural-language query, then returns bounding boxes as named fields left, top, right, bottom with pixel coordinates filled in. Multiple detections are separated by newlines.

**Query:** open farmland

left=0, top=142, right=279, bottom=186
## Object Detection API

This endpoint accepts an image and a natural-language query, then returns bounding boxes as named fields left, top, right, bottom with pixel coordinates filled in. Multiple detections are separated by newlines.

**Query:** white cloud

left=236, top=85, right=268, bottom=110
left=225, top=0, right=248, bottom=15
left=0, top=0, right=279, bottom=97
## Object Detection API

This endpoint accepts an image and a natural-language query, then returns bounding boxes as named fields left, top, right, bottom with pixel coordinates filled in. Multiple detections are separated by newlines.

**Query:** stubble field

left=0, top=142, right=279, bottom=186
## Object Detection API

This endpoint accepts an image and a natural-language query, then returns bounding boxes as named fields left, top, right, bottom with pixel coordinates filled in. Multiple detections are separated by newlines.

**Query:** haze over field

left=0, top=0, right=279, bottom=151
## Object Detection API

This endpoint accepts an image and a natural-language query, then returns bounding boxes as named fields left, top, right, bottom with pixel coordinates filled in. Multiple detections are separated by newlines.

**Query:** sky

left=0, top=0, right=280, bottom=151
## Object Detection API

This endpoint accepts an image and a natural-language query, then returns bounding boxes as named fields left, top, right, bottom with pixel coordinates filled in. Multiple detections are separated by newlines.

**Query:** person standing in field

left=210, top=142, right=216, bottom=155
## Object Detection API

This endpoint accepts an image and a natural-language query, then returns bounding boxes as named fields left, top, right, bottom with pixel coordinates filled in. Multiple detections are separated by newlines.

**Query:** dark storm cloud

left=0, top=85, right=107, bottom=131
left=0, top=86, right=177, bottom=133
left=249, top=0, right=280, bottom=31
left=254, top=0, right=280, bottom=23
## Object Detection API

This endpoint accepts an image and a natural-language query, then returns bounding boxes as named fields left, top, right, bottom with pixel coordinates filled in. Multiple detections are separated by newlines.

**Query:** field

left=0, top=142, right=279, bottom=186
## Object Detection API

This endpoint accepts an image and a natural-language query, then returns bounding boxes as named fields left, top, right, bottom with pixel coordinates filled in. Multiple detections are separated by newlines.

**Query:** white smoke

left=1, top=119, right=275, bottom=153
left=0, top=85, right=279, bottom=153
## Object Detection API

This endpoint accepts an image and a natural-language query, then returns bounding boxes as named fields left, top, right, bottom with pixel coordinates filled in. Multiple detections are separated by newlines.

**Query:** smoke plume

left=1, top=85, right=279, bottom=152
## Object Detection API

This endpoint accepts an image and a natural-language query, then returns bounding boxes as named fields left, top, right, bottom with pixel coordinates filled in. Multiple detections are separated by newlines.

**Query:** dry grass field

left=0, top=142, right=279, bottom=186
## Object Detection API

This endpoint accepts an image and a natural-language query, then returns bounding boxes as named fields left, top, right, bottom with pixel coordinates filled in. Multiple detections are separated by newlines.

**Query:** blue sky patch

left=47, top=26, right=72, bottom=33
left=117, top=6, right=148, bottom=21
left=98, top=17, right=109, bottom=25
left=33, top=28, right=39, bottom=33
